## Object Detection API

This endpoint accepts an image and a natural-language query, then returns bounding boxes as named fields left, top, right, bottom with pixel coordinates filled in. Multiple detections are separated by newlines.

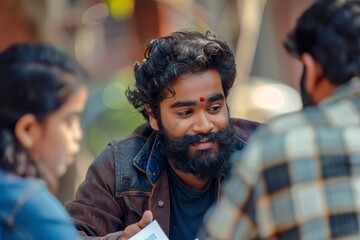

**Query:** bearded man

left=65, top=30, right=260, bottom=240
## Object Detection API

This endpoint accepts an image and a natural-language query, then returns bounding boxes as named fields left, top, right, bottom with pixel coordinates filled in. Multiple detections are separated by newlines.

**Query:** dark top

left=168, top=164, right=217, bottom=240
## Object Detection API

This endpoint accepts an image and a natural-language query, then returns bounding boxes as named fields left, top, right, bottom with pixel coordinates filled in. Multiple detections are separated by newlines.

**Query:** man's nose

left=192, top=112, right=214, bottom=133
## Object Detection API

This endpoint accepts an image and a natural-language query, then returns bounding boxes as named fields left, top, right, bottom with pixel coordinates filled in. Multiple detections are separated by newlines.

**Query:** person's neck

left=168, top=162, right=210, bottom=190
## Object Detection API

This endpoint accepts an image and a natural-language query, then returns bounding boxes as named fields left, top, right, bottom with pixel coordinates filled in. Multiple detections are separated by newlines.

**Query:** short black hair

left=284, top=0, right=360, bottom=85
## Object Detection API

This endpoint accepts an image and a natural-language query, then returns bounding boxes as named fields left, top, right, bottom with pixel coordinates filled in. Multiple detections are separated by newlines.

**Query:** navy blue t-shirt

left=167, top=165, right=217, bottom=240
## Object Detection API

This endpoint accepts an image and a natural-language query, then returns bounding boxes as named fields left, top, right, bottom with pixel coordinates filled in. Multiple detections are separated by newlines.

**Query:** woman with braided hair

left=0, top=43, right=88, bottom=239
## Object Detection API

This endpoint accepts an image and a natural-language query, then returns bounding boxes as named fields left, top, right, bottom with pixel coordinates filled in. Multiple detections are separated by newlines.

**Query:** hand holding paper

left=129, top=220, right=169, bottom=240
left=120, top=210, right=154, bottom=240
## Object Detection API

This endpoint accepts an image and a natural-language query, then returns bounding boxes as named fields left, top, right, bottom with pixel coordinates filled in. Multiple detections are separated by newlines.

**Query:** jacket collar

left=133, top=130, right=166, bottom=185
left=322, top=77, right=360, bottom=107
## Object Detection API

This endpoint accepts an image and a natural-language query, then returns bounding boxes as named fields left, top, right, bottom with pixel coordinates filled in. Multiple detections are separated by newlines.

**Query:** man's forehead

left=161, top=69, right=225, bottom=101
left=168, top=93, right=225, bottom=108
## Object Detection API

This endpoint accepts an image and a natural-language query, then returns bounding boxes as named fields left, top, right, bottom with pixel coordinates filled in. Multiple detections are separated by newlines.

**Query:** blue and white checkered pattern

left=200, top=78, right=360, bottom=240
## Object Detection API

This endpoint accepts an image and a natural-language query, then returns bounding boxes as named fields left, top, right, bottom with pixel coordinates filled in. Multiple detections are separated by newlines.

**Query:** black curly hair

left=126, top=30, right=237, bottom=121
left=284, top=0, right=360, bottom=85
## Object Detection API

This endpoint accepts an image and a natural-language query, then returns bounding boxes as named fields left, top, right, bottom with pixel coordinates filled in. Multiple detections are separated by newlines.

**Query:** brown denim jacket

left=65, top=118, right=260, bottom=239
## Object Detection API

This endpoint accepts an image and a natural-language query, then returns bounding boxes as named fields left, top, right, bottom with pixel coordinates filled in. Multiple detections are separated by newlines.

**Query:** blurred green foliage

left=84, top=66, right=145, bottom=156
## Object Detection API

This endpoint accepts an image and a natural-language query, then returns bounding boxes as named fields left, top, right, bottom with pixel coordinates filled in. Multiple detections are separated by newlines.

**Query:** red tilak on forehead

left=199, top=97, right=205, bottom=103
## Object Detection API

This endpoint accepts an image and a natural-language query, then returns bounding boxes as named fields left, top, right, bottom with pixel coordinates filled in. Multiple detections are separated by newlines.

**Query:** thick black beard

left=158, top=123, right=240, bottom=179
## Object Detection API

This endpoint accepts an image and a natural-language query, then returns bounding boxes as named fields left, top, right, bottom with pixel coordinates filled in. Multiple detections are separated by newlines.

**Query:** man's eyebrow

left=170, top=93, right=224, bottom=108
left=208, top=94, right=224, bottom=102
left=170, top=100, right=197, bottom=108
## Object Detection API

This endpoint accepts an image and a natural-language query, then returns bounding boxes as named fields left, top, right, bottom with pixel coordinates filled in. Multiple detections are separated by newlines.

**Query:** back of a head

left=0, top=43, right=87, bottom=177
left=127, top=30, right=237, bottom=121
left=284, top=0, right=360, bottom=85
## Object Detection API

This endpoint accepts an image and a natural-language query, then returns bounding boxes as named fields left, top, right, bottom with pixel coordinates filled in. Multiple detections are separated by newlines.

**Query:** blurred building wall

left=0, top=0, right=39, bottom=50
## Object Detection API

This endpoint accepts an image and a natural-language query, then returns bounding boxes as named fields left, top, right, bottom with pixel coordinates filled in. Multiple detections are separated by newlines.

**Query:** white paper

left=129, top=220, right=169, bottom=240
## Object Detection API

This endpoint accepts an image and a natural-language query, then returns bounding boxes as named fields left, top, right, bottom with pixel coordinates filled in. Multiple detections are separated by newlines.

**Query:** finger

left=121, top=224, right=142, bottom=239
left=138, top=210, right=153, bottom=229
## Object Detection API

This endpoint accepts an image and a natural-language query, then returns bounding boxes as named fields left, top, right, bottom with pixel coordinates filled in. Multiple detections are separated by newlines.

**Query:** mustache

left=164, top=130, right=235, bottom=152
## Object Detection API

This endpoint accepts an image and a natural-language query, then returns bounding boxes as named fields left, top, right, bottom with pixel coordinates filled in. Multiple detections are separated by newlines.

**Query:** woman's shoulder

left=0, top=170, right=46, bottom=211
left=0, top=170, right=64, bottom=217
left=0, top=170, right=81, bottom=239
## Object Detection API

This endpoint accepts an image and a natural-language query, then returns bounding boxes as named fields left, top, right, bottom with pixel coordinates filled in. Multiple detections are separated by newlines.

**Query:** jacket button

left=158, top=200, right=165, bottom=207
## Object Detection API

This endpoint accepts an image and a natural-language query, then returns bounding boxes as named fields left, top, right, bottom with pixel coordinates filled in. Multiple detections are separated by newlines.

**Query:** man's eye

left=208, top=105, right=221, bottom=113
left=177, top=110, right=192, bottom=117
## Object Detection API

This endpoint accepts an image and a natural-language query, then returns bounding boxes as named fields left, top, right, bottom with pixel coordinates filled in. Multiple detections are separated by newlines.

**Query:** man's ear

left=145, top=104, right=159, bottom=131
left=301, top=53, right=321, bottom=95
left=302, top=53, right=337, bottom=104
left=14, top=114, right=39, bottom=149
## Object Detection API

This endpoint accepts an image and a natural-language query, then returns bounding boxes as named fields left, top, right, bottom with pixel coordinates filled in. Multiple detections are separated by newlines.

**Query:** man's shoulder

left=231, top=118, right=262, bottom=143
left=104, top=124, right=155, bottom=194
left=242, top=109, right=330, bottom=162
left=106, top=123, right=157, bottom=172
left=265, top=106, right=329, bottom=135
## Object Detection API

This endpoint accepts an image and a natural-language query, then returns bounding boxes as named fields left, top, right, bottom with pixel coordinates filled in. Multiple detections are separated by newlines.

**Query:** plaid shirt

left=200, top=78, right=360, bottom=240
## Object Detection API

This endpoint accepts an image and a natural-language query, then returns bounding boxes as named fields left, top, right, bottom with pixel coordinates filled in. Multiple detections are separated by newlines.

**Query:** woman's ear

left=14, top=114, right=39, bottom=149
left=145, top=104, right=159, bottom=131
